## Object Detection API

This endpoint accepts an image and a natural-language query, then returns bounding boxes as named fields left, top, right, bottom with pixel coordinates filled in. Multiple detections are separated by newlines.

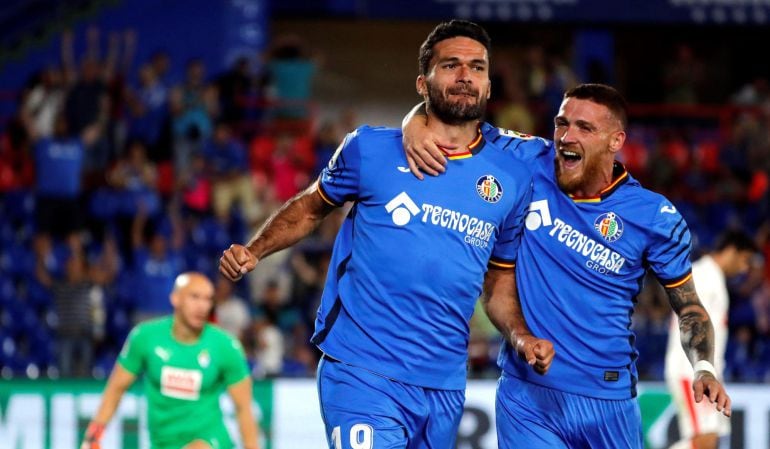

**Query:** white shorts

left=666, top=375, right=730, bottom=438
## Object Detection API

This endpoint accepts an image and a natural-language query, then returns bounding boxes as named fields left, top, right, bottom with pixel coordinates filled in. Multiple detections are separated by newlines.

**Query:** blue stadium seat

left=25, top=278, right=53, bottom=311
left=0, top=275, right=16, bottom=304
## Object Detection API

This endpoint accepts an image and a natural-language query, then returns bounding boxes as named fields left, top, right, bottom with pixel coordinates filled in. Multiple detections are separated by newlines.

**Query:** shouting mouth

left=559, top=148, right=582, bottom=170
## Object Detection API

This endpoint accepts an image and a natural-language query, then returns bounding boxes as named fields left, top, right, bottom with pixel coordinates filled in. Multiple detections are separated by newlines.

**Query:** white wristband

left=693, top=360, right=717, bottom=378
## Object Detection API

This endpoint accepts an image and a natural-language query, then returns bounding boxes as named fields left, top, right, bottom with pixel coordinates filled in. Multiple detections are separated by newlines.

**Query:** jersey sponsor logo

left=525, top=200, right=627, bottom=275
left=397, top=166, right=411, bottom=173
left=384, top=192, right=495, bottom=249
left=550, top=218, right=626, bottom=274
left=476, top=175, right=503, bottom=203
left=525, top=199, right=552, bottom=230
left=385, top=192, right=421, bottom=226
left=160, top=366, right=203, bottom=400
left=661, top=204, right=677, bottom=214
left=594, top=212, right=624, bottom=243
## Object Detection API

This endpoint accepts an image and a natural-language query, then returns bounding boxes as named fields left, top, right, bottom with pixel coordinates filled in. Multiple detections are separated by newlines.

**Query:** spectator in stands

left=36, top=250, right=107, bottom=377
left=32, top=114, right=101, bottom=241
left=169, top=59, right=218, bottom=180
left=214, top=275, right=251, bottom=340
left=21, top=67, right=66, bottom=139
left=217, top=56, right=254, bottom=123
left=150, top=50, right=172, bottom=86
left=250, top=280, right=292, bottom=378
left=265, top=34, right=318, bottom=119
left=663, top=43, right=705, bottom=105
left=126, top=64, right=169, bottom=152
left=63, top=57, right=110, bottom=174
left=203, top=120, right=260, bottom=225
left=130, top=210, right=184, bottom=323
left=107, top=139, right=161, bottom=218
left=179, top=152, right=212, bottom=216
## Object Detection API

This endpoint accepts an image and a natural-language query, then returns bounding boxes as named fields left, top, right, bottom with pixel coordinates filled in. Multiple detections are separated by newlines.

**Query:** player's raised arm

left=665, top=278, right=732, bottom=417
left=482, top=268, right=554, bottom=375
left=80, top=364, right=137, bottom=449
left=401, top=102, right=451, bottom=179
left=219, top=182, right=336, bottom=281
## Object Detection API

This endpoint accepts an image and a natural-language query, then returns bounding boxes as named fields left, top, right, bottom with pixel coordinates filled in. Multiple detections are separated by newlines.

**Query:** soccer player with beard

left=219, top=20, right=554, bottom=449
left=402, top=84, right=732, bottom=448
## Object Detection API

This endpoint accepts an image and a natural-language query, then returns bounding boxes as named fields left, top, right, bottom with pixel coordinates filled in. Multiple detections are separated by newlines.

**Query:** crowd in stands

left=1, top=28, right=769, bottom=383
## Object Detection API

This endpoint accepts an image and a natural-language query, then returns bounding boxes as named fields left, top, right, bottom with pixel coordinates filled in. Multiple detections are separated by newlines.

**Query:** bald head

left=174, top=272, right=213, bottom=292
left=171, top=272, right=215, bottom=333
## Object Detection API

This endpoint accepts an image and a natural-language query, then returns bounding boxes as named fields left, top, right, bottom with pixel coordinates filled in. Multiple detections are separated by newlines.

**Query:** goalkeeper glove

left=80, top=422, right=105, bottom=449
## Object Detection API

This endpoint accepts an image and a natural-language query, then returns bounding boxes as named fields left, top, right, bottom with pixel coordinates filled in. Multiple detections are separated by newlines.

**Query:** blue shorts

left=317, top=356, right=465, bottom=449
left=496, top=372, right=643, bottom=449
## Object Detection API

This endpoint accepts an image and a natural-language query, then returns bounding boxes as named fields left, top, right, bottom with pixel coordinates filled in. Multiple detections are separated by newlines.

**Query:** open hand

left=693, top=372, right=732, bottom=417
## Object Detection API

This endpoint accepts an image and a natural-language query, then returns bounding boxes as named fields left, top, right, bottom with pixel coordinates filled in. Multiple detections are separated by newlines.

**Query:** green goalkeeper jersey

left=118, top=317, right=249, bottom=448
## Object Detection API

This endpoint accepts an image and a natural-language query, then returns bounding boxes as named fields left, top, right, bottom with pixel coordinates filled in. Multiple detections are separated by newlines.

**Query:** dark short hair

left=714, top=230, right=758, bottom=253
left=418, top=20, right=491, bottom=75
left=564, top=83, right=628, bottom=130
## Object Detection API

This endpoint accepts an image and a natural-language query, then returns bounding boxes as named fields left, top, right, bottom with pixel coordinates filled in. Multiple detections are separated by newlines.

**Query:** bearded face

left=554, top=141, right=606, bottom=194
left=425, top=78, right=487, bottom=125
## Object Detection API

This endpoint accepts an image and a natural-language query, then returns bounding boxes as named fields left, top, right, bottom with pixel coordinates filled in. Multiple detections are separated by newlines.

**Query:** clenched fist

left=219, top=244, right=258, bottom=281
left=515, top=334, right=555, bottom=375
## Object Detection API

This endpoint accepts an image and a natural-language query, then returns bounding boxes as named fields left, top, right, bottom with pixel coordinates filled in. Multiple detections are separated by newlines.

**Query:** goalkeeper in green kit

left=80, top=272, right=260, bottom=449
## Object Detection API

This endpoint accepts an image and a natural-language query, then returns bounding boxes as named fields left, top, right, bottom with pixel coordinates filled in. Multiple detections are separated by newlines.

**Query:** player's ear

left=416, top=75, right=427, bottom=97
left=170, top=291, right=180, bottom=308
left=609, top=130, right=625, bottom=154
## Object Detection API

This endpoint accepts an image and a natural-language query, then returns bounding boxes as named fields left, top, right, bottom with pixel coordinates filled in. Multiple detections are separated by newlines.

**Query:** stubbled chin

left=556, top=161, right=583, bottom=191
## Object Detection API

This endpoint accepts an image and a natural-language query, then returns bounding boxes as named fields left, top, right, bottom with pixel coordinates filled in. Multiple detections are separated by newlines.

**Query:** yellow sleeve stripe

left=317, top=184, right=339, bottom=207
left=664, top=273, right=692, bottom=289
left=489, top=260, right=516, bottom=269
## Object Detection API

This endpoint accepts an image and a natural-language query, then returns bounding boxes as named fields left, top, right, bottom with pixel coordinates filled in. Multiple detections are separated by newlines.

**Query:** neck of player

left=426, top=115, right=479, bottom=154
left=172, top=316, right=202, bottom=343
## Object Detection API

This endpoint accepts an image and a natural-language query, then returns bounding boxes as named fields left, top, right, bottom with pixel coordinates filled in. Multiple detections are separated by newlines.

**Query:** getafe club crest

left=476, top=175, right=503, bottom=203
left=197, top=349, right=210, bottom=368
left=594, top=212, right=624, bottom=242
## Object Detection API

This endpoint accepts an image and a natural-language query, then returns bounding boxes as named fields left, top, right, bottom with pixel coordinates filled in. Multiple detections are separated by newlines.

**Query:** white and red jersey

left=664, top=254, right=730, bottom=437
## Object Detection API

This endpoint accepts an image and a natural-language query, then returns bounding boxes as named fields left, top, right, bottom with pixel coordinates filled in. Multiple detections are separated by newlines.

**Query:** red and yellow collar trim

left=441, top=128, right=484, bottom=160
left=568, top=161, right=629, bottom=203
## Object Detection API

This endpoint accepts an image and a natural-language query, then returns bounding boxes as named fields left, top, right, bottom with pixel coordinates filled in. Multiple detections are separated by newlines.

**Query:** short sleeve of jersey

left=220, top=334, right=250, bottom=387
left=489, top=177, right=533, bottom=269
left=117, top=325, right=146, bottom=375
left=646, top=198, right=693, bottom=287
left=318, top=128, right=364, bottom=206
left=480, top=123, right=554, bottom=164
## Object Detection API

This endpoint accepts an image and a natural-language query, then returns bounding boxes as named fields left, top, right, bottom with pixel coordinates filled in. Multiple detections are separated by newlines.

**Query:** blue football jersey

left=311, top=124, right=538, bottom=390
left=486, top=126, right=693, bottom=400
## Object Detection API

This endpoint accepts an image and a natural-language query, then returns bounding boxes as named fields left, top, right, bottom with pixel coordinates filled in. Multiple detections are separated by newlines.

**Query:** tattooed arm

left=665, top=278, right=732, bottom=417
left=667, top=278, right=714, bottom=364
